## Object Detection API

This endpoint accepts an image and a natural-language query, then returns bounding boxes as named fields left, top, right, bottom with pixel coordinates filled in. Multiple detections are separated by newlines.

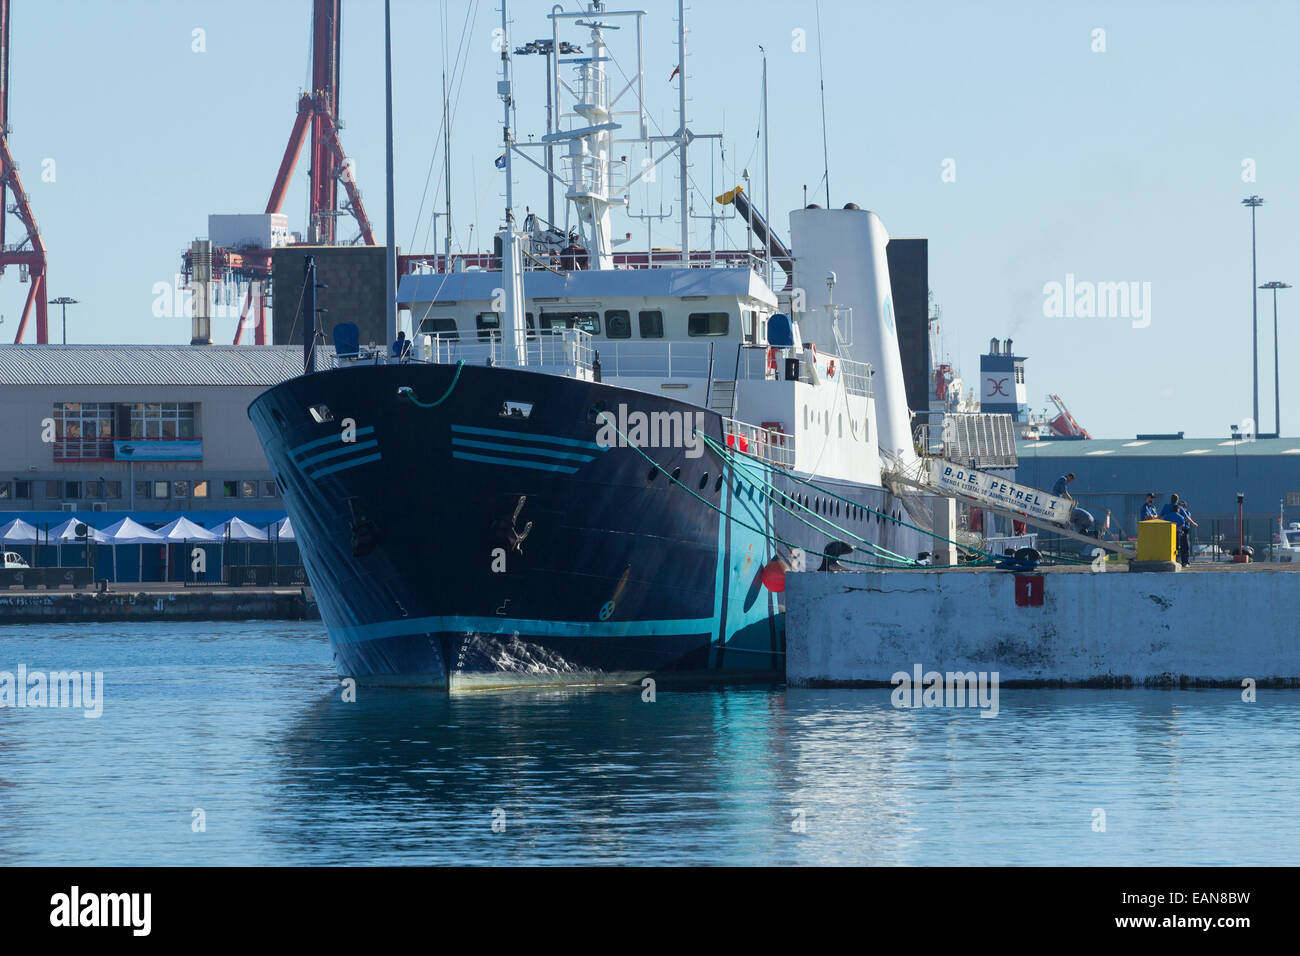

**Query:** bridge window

left=418, top=317, right=460, bottom=340
left=605, top=310, right=632, bottom=339
left=475, top=312, right=499, bottom=341
left=688, top=312, right=730, bottom=336
left=540, top=311, right=600, bottom=335
left=638, top=310, right=664, bottom=338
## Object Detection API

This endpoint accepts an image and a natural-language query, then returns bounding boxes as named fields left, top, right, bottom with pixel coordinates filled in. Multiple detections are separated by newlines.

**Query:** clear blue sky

left=4, top=0, right=1298, bottom=439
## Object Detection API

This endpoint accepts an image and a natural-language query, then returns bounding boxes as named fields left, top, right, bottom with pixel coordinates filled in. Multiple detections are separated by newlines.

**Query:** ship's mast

left=676, top=0, right=689, bottom=266
left=499, top=0, right=527, bottom=366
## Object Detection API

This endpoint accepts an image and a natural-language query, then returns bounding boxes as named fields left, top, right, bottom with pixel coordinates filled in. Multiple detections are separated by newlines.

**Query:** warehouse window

left=222, top=481, right=238, bottom=498
left=52, top=402, right=115, bottom=460
left=193, top=481, right=209, bottom=499
left=129, top=402, right=196, bottom=439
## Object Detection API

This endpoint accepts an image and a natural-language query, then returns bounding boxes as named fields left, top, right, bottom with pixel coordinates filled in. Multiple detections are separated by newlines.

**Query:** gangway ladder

left=708, top=379, right=738, bottom=418
left=887, top=470, right=1136, bottom=556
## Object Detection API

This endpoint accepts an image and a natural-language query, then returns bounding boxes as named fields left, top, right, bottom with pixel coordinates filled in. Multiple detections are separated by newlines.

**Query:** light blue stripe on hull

left=329, top=614, right=717, bottom=644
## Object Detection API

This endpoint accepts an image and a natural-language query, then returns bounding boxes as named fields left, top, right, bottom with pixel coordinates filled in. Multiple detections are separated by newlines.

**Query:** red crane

left=1, top=0, right=50, bottom=344
left=186, top=0, right=374, bottom=345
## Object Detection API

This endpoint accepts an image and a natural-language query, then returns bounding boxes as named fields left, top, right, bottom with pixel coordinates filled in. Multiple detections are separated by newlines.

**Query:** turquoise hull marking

left=450, top=423, right=610, bottom=451
left=451, top=450, right=581, bottom=474
left=329, top=613, right=717, bottom=644
left=290, top=425, right=376, bottom=457
left=309, top=452, right=383, bottom=479
left=299, top=439, right=380, bottom=468
left=450, top=437, right=596, bottom=462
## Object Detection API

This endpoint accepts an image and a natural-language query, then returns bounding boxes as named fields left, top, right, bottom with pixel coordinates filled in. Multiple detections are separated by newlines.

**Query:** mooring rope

left=695, top=429, right=1002, bottom=565
left=593, top=412, right=922, bottom=570
left=695, top=431, right=914, bottom=565
left=399, top=360, right=465, bottom=408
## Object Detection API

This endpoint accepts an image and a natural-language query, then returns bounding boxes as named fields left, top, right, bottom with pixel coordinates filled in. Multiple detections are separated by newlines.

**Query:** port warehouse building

left=1016, top=436, right=1300, bottom=554
left=0, top=345, right=309, bottom=580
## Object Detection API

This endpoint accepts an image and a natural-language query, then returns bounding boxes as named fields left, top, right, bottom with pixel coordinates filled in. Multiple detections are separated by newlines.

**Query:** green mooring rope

left=400, top=360, right=465, bottom=408
left=592, top=411, right=922, bottom=570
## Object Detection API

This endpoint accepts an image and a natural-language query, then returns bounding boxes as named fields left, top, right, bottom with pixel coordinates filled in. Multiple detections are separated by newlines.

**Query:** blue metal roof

left=1017, top=437, right=1300, bottom=459
left=0, top=345, right=329, bottom=387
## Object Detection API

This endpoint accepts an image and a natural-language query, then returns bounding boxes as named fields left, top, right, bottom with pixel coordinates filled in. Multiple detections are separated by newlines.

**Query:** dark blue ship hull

left=249, top=361, right=792, bottom=690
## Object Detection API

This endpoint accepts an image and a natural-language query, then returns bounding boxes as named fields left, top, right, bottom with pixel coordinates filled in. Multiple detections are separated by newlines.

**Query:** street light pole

left=1243, top=196, right=1265, bottom=432
left=1260, top=280, right=1290, bottom=437
left=48, top=296, right=79, bottom=345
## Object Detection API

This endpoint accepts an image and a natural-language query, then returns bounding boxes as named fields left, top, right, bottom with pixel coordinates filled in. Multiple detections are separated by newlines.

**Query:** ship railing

left=835, top=356, right=873, bottom=398
left=599, top=340, right=713, bottom=379
left=721, top=417, right=796, bottom=469
left=420, top=328, right=595, bottom=376
left=735, top=346, right=873, bottom=397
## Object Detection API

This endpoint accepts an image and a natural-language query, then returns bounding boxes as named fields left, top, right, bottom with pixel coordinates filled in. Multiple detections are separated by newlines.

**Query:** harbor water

left=1, top=620, right=1296, bottom=866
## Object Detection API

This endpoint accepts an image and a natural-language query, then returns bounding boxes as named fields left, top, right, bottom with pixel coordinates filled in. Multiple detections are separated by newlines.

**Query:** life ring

left=828, top=360, right=835, bottom=377
left=766, top=347, right=778, bottom=375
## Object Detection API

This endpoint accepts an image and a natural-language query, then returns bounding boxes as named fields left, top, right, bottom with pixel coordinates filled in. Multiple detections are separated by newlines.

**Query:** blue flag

left=494, top=154, right=507, bottom=169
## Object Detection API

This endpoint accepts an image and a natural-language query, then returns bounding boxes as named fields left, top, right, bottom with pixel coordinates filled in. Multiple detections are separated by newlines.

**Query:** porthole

left=671, top=467, right=682, bottom=482
left=714, top=475, right=724, bottom=493
left=698, top=472, right=710, bottom=490
left=647, top=467, right=659, bottom=484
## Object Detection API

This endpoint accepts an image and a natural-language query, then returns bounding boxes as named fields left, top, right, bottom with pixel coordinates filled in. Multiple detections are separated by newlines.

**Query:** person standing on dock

left=1178, top=499, right=1199, bottom=565
left=1052, top=473, right=1076, bottom=501
left=1160, top=494, right=1191, bottom=567
left=1141, top=492, right=1158, bottom=522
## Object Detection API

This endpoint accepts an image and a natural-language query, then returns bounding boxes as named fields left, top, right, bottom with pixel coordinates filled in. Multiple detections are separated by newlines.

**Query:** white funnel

left=790, top=207, right=916, bottom=466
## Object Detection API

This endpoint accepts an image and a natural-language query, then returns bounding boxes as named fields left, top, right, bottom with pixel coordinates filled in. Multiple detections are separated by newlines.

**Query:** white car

left=2, top=551, right=30, bottom=569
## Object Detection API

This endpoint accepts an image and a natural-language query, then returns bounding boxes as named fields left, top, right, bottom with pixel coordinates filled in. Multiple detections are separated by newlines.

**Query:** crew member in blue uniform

left=1160, top=494, right=1190, bottom=566
left=1141, top=492, right=1158, bottom=522
left=391, top=330, right=412, bottom=361
left=1052, top=473, right=1075, bottom=500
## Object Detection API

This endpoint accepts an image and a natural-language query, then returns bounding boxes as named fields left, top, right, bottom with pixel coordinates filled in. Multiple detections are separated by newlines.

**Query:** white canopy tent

left=0, top=518, right=39, bottom=544
left=157, top=517, right=222, bottom=583
left=222, top=517, right=271, bottom=543
left=0, top=518, right=39, bottom=566
left=48, top=517, right=110, bottom=543
left=275, top=516, right=295, bottom=541
left=101, top=517, right=165, bottom=582
left=156, top=516, right=220, bottom=542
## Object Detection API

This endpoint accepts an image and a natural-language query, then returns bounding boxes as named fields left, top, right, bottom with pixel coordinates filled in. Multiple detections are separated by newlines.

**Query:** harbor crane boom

left=183, top=0, right=375, bottom=346
left=1, top=0, right=50, bottom=344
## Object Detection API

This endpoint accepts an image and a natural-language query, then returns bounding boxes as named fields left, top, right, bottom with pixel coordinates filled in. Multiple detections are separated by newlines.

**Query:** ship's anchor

left=492, top=495, right=534, bottom=554
left=348, top=498, right=379, bottom=558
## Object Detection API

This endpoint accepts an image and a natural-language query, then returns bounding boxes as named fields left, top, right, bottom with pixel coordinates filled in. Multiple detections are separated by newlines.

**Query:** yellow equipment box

left=1137, top=520, right=1176, bottom=562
